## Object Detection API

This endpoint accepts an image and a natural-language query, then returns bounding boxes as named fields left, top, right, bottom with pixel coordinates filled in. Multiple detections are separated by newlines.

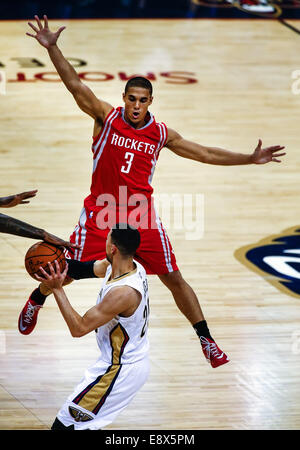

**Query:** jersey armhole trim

left=156, top=122, right=168, bottom=157
left=162, top=122, right=168, bottom=148
left=92, top=107, right=116, bottom=150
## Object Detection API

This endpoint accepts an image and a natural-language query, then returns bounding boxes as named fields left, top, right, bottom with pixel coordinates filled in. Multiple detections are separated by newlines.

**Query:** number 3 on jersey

left=121, top=152, right=134, bottom=174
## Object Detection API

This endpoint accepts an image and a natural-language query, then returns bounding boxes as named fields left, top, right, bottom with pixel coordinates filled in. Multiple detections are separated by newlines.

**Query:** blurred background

left=0, top=0, right=300, bottom=20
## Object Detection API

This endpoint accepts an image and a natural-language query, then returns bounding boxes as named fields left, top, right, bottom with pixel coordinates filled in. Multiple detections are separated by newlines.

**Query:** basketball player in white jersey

left=35, top=224, right=150, bottom=430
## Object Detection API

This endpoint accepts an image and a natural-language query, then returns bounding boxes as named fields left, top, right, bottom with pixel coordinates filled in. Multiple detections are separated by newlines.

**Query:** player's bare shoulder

left=102, top=285, right=142, bottom=318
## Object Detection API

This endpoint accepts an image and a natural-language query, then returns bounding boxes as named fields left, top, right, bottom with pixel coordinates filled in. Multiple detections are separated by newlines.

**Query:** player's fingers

left=54, top=259, right=61, bottom=274
left=39, top=266, right=50, bottom=278
left=43, top=15, right=49, bottom=28
left=34, top=15, right=43, bottom=30
left=26, top=32, right=38, bottom=39
left=28, top=21, right=39, bottom=33
left=48, top=261, right=56, bottom=275
left=56, top=26, right=66, bottom=37
left=15, top=191, right=37, bottom=200
left=68, top=242, right=83, bottom=250
left=272, top=158, right=282, bottom=163
left=34, top=273, right=44, bottom=282
left=19, top=189, right=38, bottom=198
left=270, top=146, right=285, bottom=152
left=272, top=152, right=286, bottom=157
left=20, top=201, right=30, bottom=204
left=254, top=140, right=262, bottom=153
left=62, top=262, right=69, bottom=277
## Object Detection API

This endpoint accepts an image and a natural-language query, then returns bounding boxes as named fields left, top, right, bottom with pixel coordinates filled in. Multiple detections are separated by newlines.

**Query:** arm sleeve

left=67, top=259, right=97, bottom=280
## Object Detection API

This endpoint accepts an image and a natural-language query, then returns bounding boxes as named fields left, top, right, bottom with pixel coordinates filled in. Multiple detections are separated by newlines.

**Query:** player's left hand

left=251, top=139, right=286, bottom=164
left=0, top=189, right=38, bottom=208
left=34, top=260, right=69, bottom=291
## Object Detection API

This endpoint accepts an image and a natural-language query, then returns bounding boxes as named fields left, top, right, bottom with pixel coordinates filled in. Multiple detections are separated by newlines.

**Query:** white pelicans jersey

left=95, top=259, right=150, bottom=365
left=56, top=259, right=150, bottom=430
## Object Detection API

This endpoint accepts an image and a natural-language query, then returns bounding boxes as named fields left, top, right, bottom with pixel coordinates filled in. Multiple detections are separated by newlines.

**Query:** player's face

left=122, top=87, right=153, bottom=128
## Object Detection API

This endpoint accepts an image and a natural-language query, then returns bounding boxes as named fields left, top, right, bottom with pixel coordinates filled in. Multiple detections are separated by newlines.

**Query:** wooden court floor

left=0, top=18, right=300, bottom=430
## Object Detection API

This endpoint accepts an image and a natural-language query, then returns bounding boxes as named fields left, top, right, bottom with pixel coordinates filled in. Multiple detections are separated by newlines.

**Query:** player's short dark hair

left=124, top=76, right=153, bottom=96
left=111, top=223, right=141, bottom=256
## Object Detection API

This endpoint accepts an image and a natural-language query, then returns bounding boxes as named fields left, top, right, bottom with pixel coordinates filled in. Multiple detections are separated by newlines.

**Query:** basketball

left=25, top=241, right=66, bottom=280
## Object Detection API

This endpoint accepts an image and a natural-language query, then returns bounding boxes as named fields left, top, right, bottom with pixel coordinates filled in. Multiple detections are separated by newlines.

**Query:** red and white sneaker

left=18, top=298, right=43, bottom=335
left=200, top=337, right=230, bottom=368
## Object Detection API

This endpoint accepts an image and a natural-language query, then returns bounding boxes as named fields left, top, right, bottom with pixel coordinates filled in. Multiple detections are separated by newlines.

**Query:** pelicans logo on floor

left=235, top=226, right=300, bottom=299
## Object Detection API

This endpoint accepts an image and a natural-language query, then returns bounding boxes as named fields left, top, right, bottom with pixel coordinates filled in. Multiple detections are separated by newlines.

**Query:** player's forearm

left=169, top=138, right=253, bottom=166
left=52, top=287, right=85, bottom=337
left=202, top=146, right=253, bottom=166
left=47, top=44, right=81, bottom=92
left=0, top=213, right=46, bottom=239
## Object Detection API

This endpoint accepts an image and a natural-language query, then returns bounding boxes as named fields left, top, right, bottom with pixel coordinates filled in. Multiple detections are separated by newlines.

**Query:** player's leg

left=158, top=270, right=229, bottom=368
left=18, top=276, right=73, bottom=335
left=135, top=216, right=229, bottom=368
left=158, top=270, right=205, bottom=324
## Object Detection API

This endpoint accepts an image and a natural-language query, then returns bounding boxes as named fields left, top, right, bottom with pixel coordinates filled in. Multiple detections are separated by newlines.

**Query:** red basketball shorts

left=68, top=205, right=178, bottom=275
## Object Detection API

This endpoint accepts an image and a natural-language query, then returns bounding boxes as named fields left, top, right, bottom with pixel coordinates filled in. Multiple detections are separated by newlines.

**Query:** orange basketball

left=25, top=241, right=66, bottom=280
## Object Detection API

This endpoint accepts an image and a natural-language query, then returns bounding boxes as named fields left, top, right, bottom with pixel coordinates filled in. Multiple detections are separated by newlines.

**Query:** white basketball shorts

left=56, top=356, right=150, bottom=430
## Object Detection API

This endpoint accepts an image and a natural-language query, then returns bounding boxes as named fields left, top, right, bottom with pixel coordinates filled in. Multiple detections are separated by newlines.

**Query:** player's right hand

left=35, top=260, right=69, bottom=291
left=26, top=15, right=66, bottom=49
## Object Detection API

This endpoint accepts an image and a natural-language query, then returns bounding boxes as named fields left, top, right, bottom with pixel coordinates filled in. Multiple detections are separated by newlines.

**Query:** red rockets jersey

left=84, top=106, right=168, bottom=211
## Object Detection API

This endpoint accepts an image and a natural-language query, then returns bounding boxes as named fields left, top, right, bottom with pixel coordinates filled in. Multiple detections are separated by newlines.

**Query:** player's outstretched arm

left=166, top=128, right=286, bottom=166
left=26, top=15, right=112, bottom=122
left=35, top=261, right=140, bottom=337
left=0, top=190, right=38, bottom=208
left=0, top=213, right=81, bottom=250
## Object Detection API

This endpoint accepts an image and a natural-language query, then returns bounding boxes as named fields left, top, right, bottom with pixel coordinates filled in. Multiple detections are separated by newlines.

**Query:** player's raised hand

left=0, top=189, right=38, bottom=208
left=26, top=15, right=66, bottom=49
left=251, top=139, right=286, bottom=164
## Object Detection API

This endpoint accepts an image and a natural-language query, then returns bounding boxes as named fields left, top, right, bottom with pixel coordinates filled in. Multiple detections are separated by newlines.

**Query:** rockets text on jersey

left=111, top=132, right=156, bottom=155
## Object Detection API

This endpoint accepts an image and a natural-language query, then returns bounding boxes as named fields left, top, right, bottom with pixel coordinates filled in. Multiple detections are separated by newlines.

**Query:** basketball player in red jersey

left=19, top=15, right=286, bottom=368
